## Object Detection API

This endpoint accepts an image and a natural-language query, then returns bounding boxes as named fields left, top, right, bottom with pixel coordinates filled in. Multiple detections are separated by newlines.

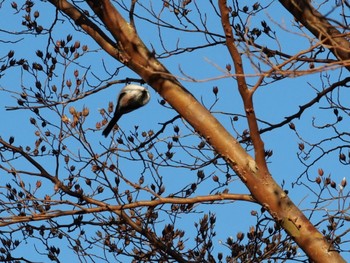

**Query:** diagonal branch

left=279, top=0, right=350, bottom=71
left=48, top=0, right=117, bottom=58
left=0, top=138, right=191, bottom=262
left=260, top=77, right=350, bottom=134
left=45, top=1, right=347, bottom=262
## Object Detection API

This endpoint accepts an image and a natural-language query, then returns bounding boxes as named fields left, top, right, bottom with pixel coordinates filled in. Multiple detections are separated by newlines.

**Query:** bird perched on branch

left=102, top=84, right=150, bottom=137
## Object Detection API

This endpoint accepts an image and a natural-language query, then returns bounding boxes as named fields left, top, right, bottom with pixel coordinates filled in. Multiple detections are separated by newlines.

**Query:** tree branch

left=44, top=1, right=347, bottom=262
left=0, top=193, right=254, bottom=226
left=48, top=0, right=118, bottom=58
left=260, top=77, right=350, bottom=134
left=279, top=0, right=350, bottom=71
left=218, top=0, right=268, bottom=174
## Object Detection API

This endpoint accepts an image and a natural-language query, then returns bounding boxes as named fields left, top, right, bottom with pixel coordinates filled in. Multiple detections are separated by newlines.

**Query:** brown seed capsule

left=198, top=141, right=205, bottom=149
left=74, top=41, right=80, bottom=49
left=108, top=101, right=114, bottom=113
left=197, top=170, right=204, bottom=179
left=318, top=168, right=324, bottom=176
left=35, top=26, right=43, bottom=34
left=331, top=181, right=336, bottom=189
left=298, top=143, right=304, bottom=151
left=315, top=176, right=322, bottom=184
left=66, top=79, right=72, bottom=88
left=66, top=34, right=73, bottom=42
left=139, top=176, right=144, bottom=185
left=8, top=50, right=14, bottom=58
left=36, top=180, right=42, bottom=188
left=82, top=107, right=89, bottom=117
left=253, top=2, right=260, bottom=10
left=91, top=165, right=99, bottom=172
left=69, top=106, right=76, bottom=116
left=341, top=177, right=347, bottom=188
left=237, top=232, right=244, bottom=241
left=85, top=178, right=91, bottom=186
left=339, top=153, right=346, bottom=161
left=102, top=116, right=111, bottom=125
left=97, top=186, right=104, bottom=194
left=11, top=2, right=17, bottom=9
left=61, top=115, right=69, bottom=124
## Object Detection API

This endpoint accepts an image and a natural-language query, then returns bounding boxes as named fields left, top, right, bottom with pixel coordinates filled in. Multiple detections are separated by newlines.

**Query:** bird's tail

left=102, top=114, right=121, bottom=137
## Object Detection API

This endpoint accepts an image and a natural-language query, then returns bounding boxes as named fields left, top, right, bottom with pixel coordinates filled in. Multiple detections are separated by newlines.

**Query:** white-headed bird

left=102, top=84, right=150, bottom=137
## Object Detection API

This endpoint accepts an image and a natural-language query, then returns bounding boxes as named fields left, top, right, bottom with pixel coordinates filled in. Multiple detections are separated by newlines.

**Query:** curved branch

left=279, top=0, right=350, bottom=71
left=260, top=77, right=350, bottom=134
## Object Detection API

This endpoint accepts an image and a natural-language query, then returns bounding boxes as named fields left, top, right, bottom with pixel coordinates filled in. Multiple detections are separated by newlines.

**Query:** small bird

left=102, top=84, right=150, bottom=137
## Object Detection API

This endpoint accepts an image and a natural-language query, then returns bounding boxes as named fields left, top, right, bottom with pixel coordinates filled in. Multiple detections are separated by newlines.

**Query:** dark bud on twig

left=8, top=50, right=14, bottom=58
left=36, top=50, right=43, bottom=58
left=289, top=122, right=295, bottom=130
left=212, top=86, right=218, bottom=96
left=315, top=176, right=322, bottom=184
left=11, top=2, right=17, bottom=9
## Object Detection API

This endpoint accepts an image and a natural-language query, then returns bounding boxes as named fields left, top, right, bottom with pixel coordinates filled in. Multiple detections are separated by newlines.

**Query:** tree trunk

left=48, top=0, right=347, bottom=261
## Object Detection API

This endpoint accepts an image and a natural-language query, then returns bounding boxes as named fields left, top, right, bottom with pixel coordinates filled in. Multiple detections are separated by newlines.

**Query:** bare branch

left=279, top=0, right=350, bottom=71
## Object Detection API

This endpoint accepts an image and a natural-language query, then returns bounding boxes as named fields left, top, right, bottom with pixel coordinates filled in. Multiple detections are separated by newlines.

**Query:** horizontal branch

left=0, top=193, right=255, bottom=226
